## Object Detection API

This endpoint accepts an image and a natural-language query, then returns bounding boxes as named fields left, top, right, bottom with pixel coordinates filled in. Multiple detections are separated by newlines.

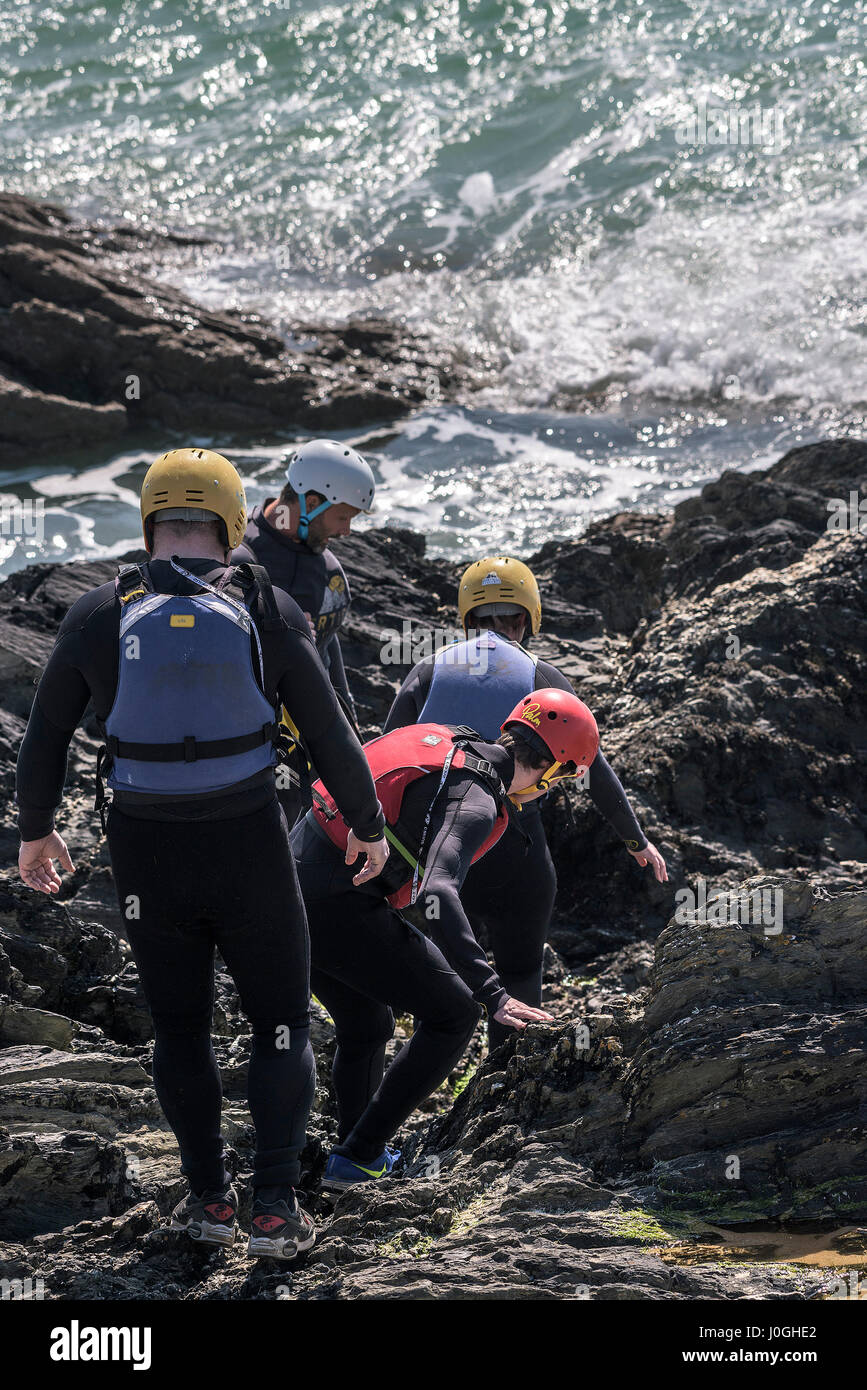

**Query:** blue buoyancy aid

left=419, top=632, right=537, bottom=740
left=103, top=561, right=280, bottom=798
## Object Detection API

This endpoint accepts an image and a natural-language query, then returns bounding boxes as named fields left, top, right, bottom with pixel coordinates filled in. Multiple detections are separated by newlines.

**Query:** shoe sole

left=247, top=1228, right=316, bottom=1261
left=169, top=1217, right=237, bottom=1248
left=321, top=1169, right=395, bottom=1193
left=320, top=1175, right=366, bottom=1192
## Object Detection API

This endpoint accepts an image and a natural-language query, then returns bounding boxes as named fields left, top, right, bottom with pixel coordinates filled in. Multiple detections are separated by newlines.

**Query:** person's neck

left=263, top=497, right=300, bottom=541
left=150, top=549, right=227, bottom=566
left=468, top=624, right=526, bottom=645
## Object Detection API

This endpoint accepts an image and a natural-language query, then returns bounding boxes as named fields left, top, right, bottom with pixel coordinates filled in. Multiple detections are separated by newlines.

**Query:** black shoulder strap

left=462, top=750, right=507, bottom=802
left=225, top=562, right=282, bottom=632
left=115, top=564, right=151, bottom=605
left=450, top=724, right=484, bottom=740
left=445, top=729, right=508, bottom=803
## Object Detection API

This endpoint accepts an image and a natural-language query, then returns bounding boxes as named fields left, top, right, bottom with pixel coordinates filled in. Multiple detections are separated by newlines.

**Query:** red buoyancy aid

left=310, top=723, right=510, bottom=909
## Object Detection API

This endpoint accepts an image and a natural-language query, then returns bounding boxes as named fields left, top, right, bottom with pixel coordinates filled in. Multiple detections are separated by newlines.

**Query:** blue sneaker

left=322, top=1145, right=401, bottom=1192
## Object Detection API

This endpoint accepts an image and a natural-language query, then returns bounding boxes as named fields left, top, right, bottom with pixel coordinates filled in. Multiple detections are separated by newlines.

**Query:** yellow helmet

left=140, top=448, right=247, bottom=553
left=458, top=555, right=542, bottom=636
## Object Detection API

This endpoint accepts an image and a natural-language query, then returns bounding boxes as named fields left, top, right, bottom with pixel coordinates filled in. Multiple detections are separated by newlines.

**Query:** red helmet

left=501, top=689, right=599, bottom=774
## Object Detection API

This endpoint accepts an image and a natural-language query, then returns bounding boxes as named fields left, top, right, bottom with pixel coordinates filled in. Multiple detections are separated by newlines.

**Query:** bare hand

left=492, top=996, right=555, bottom=1031
left=19, top=832, right=74, bottom=895
left=345, top=830, right=389, bottom=885
left=628, top=840, right=668, bottom=882
left=302, top=610, right=317, bottom=642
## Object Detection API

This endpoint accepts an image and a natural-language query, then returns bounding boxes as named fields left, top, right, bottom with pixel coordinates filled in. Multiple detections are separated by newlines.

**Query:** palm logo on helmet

left=286, top=439, right=376, bottom=542
left=501, top=688, right=599, bottom=802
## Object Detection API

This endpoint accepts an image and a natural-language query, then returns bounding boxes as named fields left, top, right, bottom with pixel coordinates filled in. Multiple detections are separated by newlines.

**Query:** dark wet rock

left=0, top=1130, right=131, bottom=1241
left=0, top=438, right=865, bottom=1297
left=0, top=883, right=126, bottom=1017
left=0, top=1001, right=76, bottom=1049
left=0, top=875, right=861, bottom=1298
left=0, top=194, right=470, bottom=456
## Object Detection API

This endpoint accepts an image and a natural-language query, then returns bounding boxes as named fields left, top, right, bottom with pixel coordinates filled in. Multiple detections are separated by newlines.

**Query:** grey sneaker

left=169, top=1184, right=238, bottom=1248
left=248, top=1191, right=316, bottom=1261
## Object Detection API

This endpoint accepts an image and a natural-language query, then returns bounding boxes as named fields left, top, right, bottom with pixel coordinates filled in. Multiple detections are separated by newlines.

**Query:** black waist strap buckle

left=93, top=745, right=112, bottom=834
left=101, top=722, right=278, bottom=764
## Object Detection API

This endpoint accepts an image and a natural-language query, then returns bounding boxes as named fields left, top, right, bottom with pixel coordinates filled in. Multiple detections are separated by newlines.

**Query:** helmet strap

left=509, top=760, right=570, bottom=805
left=297, top=496, right=332, bottom=542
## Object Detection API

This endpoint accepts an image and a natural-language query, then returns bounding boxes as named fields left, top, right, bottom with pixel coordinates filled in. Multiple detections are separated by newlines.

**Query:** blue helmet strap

left=297, top=496, right=332, bottom=541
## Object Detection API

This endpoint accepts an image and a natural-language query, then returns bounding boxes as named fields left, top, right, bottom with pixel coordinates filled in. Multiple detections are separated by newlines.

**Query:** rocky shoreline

left=0, top=436, right=865, bottom=1298
left=0, top=193, right=475, bottom=458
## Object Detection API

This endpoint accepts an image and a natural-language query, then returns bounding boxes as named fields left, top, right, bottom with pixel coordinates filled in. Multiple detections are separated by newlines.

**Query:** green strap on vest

left=383, top=824, right=423, bottom=876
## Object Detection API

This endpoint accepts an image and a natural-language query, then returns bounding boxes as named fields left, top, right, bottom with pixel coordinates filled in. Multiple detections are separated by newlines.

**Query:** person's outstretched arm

left=415, top=779, right=508, bottom=1013
left=16, top=586, right=115, bottom=890
left=417, top=778, right=554, bottom=1029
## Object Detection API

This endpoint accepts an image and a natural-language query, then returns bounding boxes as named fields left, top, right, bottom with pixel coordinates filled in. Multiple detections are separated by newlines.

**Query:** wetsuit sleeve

left=382, top=658, right=434, bottom=732
left=533, top=659, right=575, bottom=693
left=533, top=661, right=647, bottom=849
left=271, top=617, right=384, bottom=843
left=587, top=751, right=647, bottom=850
left=324, top=633, right=356, bottom=721
left=416, top=781, right=509, bottom=1015
left=15, top=590, right=114, bottom=839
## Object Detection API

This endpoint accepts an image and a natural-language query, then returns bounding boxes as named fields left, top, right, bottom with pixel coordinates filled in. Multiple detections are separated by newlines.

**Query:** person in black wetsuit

left=292, top=687, right=601, bottom=1191
left=232, top=438, right=376, bottom=827
left=384, top=554, right=668, bottom=1050
left=15, top=448, right=388, bottom=1261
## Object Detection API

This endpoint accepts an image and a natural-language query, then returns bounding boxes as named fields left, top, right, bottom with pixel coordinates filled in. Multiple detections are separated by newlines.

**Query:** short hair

left=278, top=481, right=326, bottom=508
left=149, top=515, right=226, bottom=547
left=496, top=724, right=577, bottom=777
left=496, top=725, right=551, bottom=773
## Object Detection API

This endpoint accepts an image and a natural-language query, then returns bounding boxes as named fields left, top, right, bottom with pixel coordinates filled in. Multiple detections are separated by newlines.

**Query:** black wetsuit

left=291, top=740, right=513, bottom=1163
left=16, top=557, right=384, bottom=1197
left=384, top=647, right=647, bottom=1048
left=233, top=503, right=356, bottom=829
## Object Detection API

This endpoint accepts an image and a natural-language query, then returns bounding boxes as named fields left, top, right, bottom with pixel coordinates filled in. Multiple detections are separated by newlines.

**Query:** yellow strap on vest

left=280, top=706, right=310, bottom=770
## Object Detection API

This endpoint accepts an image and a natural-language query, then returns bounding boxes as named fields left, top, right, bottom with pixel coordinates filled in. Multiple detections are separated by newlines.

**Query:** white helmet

left=286, top=439, right=376, bottom=540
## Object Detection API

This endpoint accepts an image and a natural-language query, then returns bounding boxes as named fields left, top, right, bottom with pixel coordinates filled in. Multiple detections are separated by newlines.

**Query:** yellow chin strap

left=508, top=760, right=569, bottom=807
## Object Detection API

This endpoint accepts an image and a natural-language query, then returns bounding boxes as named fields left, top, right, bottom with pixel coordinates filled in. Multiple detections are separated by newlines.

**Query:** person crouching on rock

left=15, top=448, right=388, bottom=1261
left=384, top=554, right=668, bottom=1051
left=291, top=688, right=598, bottom=1192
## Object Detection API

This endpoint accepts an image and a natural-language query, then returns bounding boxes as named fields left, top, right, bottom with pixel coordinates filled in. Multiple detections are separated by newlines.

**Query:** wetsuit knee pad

left=334, top=1007, right=395, bottom=1052
left=423, top=995, right=480, bottom=1041
left=250, top=1019, right=311, bottom=1057
left=150, top=1010, right=213, bottom=1038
